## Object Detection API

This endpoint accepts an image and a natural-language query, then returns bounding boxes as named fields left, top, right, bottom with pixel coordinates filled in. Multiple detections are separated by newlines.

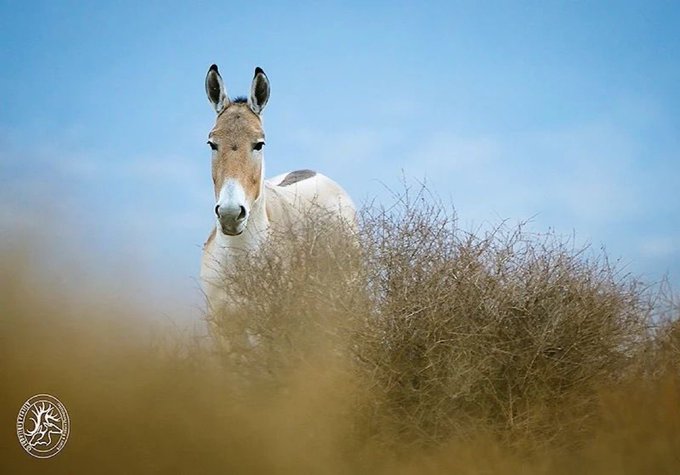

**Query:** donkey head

left=205, top=65, right=270, bottom=236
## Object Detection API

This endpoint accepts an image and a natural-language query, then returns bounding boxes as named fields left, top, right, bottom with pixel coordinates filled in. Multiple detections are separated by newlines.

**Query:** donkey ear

left=205, top=64, right=229, bottom=113
left=248, top=67, right=270, bottom=115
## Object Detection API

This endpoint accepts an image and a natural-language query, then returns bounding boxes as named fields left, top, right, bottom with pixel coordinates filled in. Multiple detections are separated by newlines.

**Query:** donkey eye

left=253, top=141, right=265, bottom=151
left=207, top=141, right=218, bottom=151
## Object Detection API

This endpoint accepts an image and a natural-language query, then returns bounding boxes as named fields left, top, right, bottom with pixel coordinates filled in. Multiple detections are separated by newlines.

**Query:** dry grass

left=2, top=186, right=679, bottom=473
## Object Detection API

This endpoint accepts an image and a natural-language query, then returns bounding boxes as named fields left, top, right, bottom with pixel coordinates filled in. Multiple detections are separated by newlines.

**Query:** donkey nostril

left=215, top=204, right=246, bottom=222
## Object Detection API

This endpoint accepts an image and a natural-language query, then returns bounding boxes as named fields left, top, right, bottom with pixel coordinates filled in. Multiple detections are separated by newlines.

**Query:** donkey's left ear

left=248, top=67, right=270, bottom=115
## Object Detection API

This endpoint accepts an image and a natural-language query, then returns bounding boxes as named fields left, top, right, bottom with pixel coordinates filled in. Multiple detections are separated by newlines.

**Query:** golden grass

left=2, top=187, right=679, bottom=473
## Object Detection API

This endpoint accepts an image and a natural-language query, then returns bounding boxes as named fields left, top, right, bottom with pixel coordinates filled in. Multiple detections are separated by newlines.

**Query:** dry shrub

left=645, top=284, right=680, bottom=375
left=2, top=185, right=679, bottom=473
left=209, top=185, right=654, bottom=447
left=208, top=210, right=370, bottom=385
left=358, top=187, right=652, bottom=445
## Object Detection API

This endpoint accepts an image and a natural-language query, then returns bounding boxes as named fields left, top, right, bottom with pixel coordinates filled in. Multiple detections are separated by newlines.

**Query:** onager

left=199, top=65, right=356, bottom=328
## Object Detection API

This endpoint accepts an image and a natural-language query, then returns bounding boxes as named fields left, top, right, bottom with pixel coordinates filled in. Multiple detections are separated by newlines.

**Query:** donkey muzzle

left=215, top=204, right=247, bottom=235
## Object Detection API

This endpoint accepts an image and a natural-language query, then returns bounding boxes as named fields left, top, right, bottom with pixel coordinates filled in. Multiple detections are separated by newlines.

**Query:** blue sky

left=1, top=1, right=679, bottom=317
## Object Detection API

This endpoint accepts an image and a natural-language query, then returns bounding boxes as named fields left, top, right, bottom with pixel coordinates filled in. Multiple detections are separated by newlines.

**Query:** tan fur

left=209, top=103, right=264, bottom=202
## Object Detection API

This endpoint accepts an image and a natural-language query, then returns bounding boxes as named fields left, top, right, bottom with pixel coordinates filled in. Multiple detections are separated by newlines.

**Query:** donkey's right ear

left=205, top=64, right=229, bottom=113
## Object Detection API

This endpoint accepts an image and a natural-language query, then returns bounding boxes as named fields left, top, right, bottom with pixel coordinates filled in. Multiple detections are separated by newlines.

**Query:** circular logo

left=16, top=394, right=70, bottom=458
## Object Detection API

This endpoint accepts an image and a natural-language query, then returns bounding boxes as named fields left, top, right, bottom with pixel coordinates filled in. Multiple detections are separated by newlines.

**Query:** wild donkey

left=200, top=65, right=356, bottom=328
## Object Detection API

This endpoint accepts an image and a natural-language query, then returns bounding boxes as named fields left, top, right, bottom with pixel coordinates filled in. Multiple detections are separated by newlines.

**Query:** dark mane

left=231, top=96, right=248, bottom=104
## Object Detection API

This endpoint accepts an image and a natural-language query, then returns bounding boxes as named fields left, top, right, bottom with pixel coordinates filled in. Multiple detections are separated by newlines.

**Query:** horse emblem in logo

left=16, top=394, right=70, bottom=458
